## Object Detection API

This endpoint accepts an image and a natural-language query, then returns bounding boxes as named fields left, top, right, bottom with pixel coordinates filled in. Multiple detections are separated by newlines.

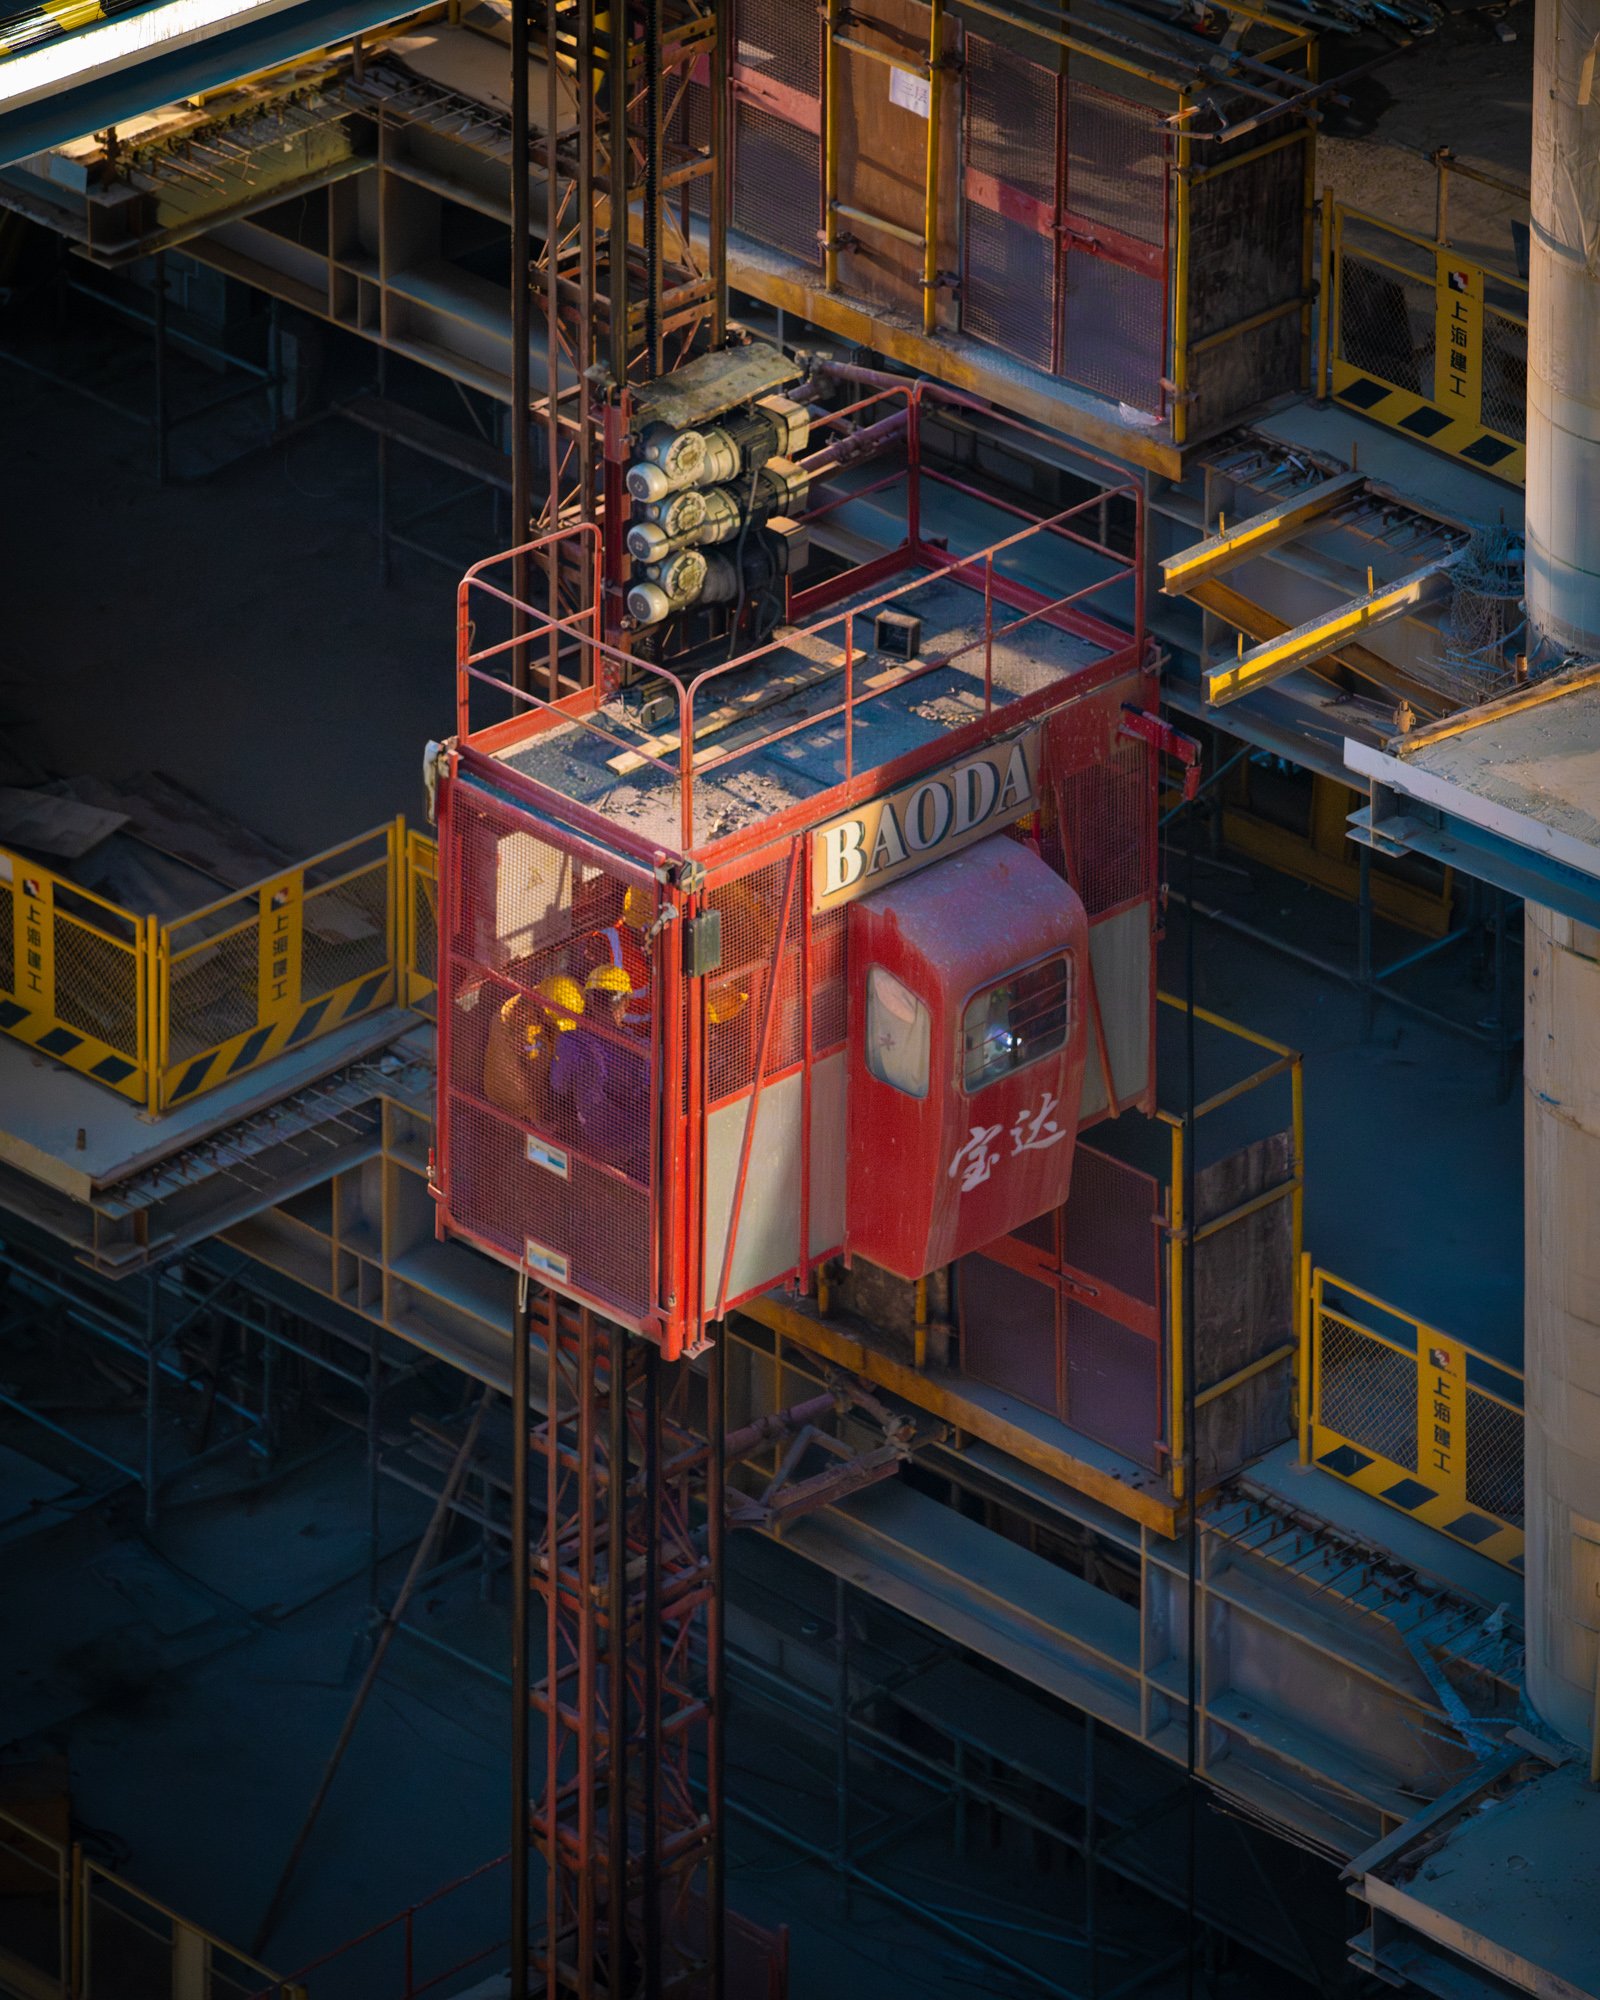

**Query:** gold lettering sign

left=811, top=727, right=1043, bottom=912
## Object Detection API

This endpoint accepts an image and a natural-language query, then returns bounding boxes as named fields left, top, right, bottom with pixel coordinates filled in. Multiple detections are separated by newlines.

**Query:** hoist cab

left=435, top=381, right=1162, bottom=1360
left=847, top=836, right=1089, bottom=1282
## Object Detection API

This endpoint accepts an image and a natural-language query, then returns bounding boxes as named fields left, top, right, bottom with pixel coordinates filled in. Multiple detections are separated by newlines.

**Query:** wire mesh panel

left=731, top=0, right=822, bottom=269
left=1481, top=293, right=1528, bottom=444
left=1465, top=1383, right=1524, bottom=1527
left=160, top=826, right=397, bottom=1108
left=1338, top=253, right=1436, bottom=396
left=1065, top=1298, right=1160, bottom=1467
left=439, top=782, right=660, bottom=1324
left=1309, top=1270, right=1524, bottom=1567
left=1060, top=254, right=1167, bottom=413
left=0, top=856, right=147, bottom=1101
left=1059, top=81, right=1169, bottom=412
left=960, top=1143, right=1162, bottom=1465
left=961, top=36, right=1060, bottom=370
left=1054, top=723, right=1154, bottom=918
left=407, top=830, right=439, bottom=1013
left=51, top=897, right=141, bottom=1064
left=1330, top=207, right=1527, bottom=483
left=960, top=1252, right=1059, bottom=1413
left=1060, top=1144, right=1160, bottom=1309
left=1317, top=1314, right=1418, bottom=1472
left=1064, top=80, right=1168, bottom=250
left=732, top=102, right=822, bottom=268
left=705, top=852, right=803, bottom=1108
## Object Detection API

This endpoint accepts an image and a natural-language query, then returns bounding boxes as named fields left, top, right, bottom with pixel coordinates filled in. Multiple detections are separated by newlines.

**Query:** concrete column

left=1527, top=0, right=1600, bottom=653
left=1524, top=0, right=1600, bottom=1754
left=1523, top=905, right=1600, bottom=1748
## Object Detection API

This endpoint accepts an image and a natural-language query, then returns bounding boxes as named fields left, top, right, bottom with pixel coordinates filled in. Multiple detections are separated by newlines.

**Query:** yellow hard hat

left=586, top=963, right=633, bottom=995
left=535, top=974, right=584, bottom=1030
left=621, top=884, right=653, bottom=929
left=706, top=983, right=748, bottom=1027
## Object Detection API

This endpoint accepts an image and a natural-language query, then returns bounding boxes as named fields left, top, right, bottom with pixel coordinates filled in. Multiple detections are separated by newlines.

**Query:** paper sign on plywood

left=889, top=67, right=930, bottom=118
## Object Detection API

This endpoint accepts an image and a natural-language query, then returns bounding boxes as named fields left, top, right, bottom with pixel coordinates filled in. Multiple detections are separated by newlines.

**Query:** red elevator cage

left=435, top=384, right=1161, bottom=1360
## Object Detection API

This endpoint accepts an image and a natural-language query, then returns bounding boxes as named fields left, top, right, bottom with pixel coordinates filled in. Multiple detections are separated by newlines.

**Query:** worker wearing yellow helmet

left=579, top=885, right=653, bottom=1035
left=482, top=974, right=584, bottom=1122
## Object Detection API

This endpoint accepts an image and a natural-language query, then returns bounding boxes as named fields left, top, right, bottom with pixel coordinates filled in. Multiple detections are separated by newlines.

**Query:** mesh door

left=961, top=36, right=1059, bottom=370
left=731, top=0, right=822, bottom=268
left=440, top=784, right=658, bottom=1322
left=1060, top=82, right=1169, bottom=413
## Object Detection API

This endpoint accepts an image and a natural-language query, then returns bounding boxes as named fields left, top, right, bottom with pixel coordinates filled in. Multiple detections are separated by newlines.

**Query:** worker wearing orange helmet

left=482, top=974, right=584, bottom=1123
left=580, top=884, right=653, bottom=1036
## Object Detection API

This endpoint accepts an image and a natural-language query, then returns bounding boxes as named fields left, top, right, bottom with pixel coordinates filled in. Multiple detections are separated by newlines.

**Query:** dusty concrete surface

left=1319, top=9, right=1533, bottom=267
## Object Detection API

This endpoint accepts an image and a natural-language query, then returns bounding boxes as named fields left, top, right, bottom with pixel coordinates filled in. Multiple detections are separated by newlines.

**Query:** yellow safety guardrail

left=0, top=1800, right=283, bottom=1999
left=0, top=851, right=152, bottom=1103
left=0, top=820, right=436, bottom=1116
left=402, top=828, right=438, bottom=1014
left=159, top=823, right=400, bottom=1109
left=1303, top=1265, right=1523, bottom=1570
left=1325, top=196, right=1527, bottom=485
left=1156, top=993, right=1304, bottom=1505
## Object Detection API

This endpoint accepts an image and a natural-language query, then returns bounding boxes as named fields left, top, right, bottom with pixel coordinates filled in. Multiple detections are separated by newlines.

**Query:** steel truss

left=516, top=1285, right=725, bottom=1998
left=512, top=0, right=726, bottom=683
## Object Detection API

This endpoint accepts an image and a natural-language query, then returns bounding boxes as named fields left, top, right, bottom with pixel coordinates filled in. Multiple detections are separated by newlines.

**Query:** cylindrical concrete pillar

left=1523, top=904, right=1600, bottom=1749
left=1525, top=0, right=1600, bottom=1754
left=1527, top=0, right=1600, bottom=654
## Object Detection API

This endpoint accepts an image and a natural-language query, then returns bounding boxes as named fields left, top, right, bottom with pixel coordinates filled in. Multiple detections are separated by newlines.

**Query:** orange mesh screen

left=440, top=781, right=659, bottom=1322
left=1044, top=698, right=1155, bottom=918
left=704, top=853, right=805, bottom=1108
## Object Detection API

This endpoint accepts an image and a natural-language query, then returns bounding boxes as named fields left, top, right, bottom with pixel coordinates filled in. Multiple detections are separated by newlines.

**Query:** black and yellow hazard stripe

left=158, top=963, right=395, bottom=1109
left=0, top=994, right=147, bottom=1100
left=1310, top=1425, right=1524, bottom=1571
left=1331, top=360, right=1525, bottom=486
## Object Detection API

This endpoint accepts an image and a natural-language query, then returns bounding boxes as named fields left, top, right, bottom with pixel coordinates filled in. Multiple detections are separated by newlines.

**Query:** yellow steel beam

left=1186, top=575, right=1445, bottom=717
left=1160, top=469, right=1366, bottom=594
left=739, top=1294, right=1181, bottom=1535
left=1202, top=556, right=1457, bottom=707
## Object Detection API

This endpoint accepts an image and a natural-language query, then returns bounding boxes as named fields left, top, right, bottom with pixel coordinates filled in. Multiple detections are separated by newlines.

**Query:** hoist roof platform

left=456, top=386, right=1145, bottom=864
left=490, top=570, right=1116, bottom=852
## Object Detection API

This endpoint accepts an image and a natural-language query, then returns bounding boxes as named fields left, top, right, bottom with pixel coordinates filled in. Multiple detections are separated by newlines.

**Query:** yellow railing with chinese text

left=158, top=823, right=401, bottom=1111
left=0, top=850, right=151, bottom=1103
left=0, top=822, right=434, bottom=1116
left=1325, top=197, right=1526, bottom=485
left=1303, top=1265, right=1523, bottom=1569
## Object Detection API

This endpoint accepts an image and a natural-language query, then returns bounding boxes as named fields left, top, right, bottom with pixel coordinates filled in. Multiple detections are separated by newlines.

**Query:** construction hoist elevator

left=429, top=4, right=1174, bottom=1991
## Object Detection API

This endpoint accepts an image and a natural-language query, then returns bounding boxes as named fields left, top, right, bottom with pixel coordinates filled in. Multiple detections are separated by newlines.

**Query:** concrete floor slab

left=1365, top=1760, right=1600, bottom=2000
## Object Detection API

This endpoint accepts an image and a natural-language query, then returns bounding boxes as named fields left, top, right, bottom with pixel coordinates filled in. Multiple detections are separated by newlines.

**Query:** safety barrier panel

left=0, top=1802, right=283, bottom=1999
left=1327, top=198, right=1527, bottom=484
left=0, top=822, right=426, bottom=1116
left=156, top=824, right=399, bottom=1110
left=402, top=828, right=438, bottom=1015
left=1304, top=1266, right=1524, bottom=1569
left=0, top=850, right=151, bottom=1102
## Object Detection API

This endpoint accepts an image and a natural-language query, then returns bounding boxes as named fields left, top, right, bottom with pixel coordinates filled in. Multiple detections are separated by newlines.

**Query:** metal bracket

left=1119, top=705, right=1202, bottom=800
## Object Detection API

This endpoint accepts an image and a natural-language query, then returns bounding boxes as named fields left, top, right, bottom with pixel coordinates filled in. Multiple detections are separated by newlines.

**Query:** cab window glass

left=866, top=965, right=930, bottom=1099
left=962, top=956, right=1071, bottom=1091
